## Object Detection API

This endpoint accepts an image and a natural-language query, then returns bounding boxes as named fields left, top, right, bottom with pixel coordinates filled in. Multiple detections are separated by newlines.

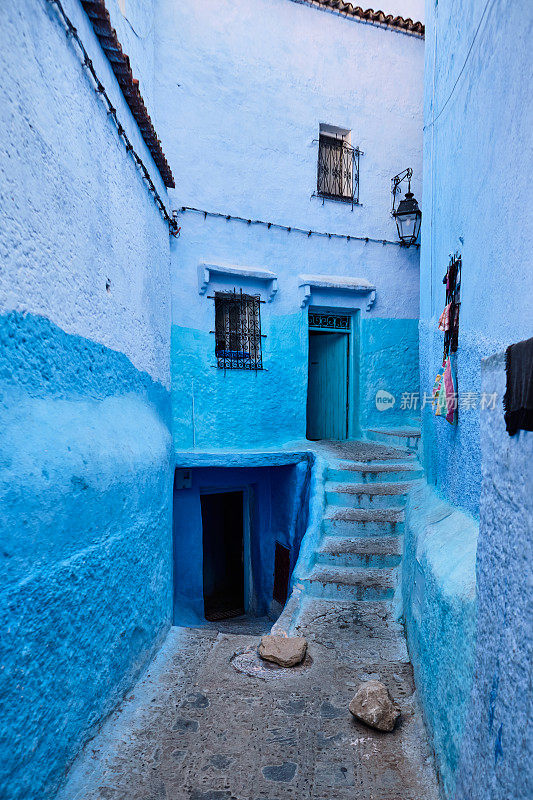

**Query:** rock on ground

left=349, top=680, right=400, bottom=731
left=56, top=603, right=440, bottom=800
left=258, top=634, right=307, bottom=667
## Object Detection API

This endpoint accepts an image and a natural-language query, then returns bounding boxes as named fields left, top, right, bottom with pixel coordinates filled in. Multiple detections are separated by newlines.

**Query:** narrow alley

left=2, top=1, right=531, bottom=798
left=59, top=607, right=437, bottom=800
left=59, top=441, right=439, bottom=800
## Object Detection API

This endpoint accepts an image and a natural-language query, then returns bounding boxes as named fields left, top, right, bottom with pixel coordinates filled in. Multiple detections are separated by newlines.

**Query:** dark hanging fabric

left=442, top=254, right=461, bottom=361
left=503, top=337, right=533, bottom=436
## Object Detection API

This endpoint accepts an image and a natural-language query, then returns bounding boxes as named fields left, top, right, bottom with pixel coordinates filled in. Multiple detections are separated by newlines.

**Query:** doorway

left=201, top=490, right=245, bottom=620
left=306, top=315, right=350, bottom=440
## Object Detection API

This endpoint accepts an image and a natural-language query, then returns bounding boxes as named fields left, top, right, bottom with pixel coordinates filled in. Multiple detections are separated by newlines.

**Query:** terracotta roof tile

left=299, top=0, right=424, bottom=35
left=80, top=0, right=175, bottom=188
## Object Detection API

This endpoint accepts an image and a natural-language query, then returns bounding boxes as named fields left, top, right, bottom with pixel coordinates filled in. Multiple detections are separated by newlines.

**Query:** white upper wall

left=155, top=0, right=424, bottom=244
left=0, top=0, right=171, bottom=385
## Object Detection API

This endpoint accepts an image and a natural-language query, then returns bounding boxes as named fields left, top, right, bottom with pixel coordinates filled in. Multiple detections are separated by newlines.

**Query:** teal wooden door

left=306, top=332, right=348, bottom=440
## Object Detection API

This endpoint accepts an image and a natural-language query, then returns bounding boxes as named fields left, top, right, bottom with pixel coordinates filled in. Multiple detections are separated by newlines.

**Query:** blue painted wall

left=405, top=1, right=533, bottom=797
left=173, top=457, right=310, bottom=625
left=0, top=2, right=172, bottom=797
left=420, top=0, right=533, bottom=517
left=155, top=0, right=424, bottom=449
left=402, top=481, right=477, bottom=798
left=360, top=317, right=420, bottom=431
left=454, top=354, right=532, bottom=800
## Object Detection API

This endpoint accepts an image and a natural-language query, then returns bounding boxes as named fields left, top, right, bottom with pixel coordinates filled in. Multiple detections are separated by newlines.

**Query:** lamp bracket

left=391, top=168, right=413, bottom=215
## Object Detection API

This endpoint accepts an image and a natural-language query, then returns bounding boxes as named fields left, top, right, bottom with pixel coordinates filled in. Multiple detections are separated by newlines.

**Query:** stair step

left=366, top=428, right=421, bottom=451
left=326, top=481, right=413, bottom=509
left=328, top=461, right=423, bottom=483
left=305, top=565, right=396, bottom=601
left=323, top=506, right=405, bottom=537
left=316, top=536, right=402, bottom=568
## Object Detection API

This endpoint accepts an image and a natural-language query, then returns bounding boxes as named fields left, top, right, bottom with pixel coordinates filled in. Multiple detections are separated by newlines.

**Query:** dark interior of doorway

left=201, top=491, right=244, bottom=621
left=273, top=541, right=291, bottom=605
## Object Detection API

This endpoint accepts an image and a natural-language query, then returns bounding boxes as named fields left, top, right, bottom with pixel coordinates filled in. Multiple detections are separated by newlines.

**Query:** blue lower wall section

left=0, top=312, right=173, bottom=800
left=172, top=454, right=310, bottom=625
left=454, top=355, right=533, bottom=800
left=360, top=317, right=420, bottom=431
left=171, top=316, right=420, bottom=448
left=171, top=316, right=307, bottom=449
left=402, top=480, right=478, bottom=799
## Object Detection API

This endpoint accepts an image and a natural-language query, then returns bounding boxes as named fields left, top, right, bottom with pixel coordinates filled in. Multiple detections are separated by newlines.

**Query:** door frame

left=199, top=485, right=253, bottom=615
left=306, top=307, right=360, bottom=440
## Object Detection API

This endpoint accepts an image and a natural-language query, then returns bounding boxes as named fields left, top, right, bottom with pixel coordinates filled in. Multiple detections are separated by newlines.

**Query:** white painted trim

left=298, top=273, right=376, bottom=311
left=197, top=262, right=278, bottom=301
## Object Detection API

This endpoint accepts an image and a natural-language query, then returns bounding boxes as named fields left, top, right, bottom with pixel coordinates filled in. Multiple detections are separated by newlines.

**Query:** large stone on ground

left=258, top=635, right=307, bottom=667
left=349, top=680, right=400, bottom=731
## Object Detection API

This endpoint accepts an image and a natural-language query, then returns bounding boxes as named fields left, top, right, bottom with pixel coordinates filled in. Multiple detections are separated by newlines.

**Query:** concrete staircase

left=365, top=427, right=421, bottom=452
left=303, top=443, right=422, bottom=604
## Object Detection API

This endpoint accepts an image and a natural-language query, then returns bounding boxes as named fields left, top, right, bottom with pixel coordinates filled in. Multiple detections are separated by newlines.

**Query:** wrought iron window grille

left=213, top=290, right=264, bottom=371
left=314, top=135, right=362, bottom=209
left=308, top=312, right=351, bottom=331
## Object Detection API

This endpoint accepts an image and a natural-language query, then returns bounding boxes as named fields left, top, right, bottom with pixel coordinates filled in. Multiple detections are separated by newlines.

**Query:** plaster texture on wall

left=360, top=317, right=420, bottom=431
left=157, top=0, right=423, bottom=242
left=0, top=2, right=173, bottom=797
left=420, top=0, right=533, bottom=515
left=0, top=0, right=171, bottom=387
left=171, top=214, right=420, bottom=450
left=171, top=314, right=307, bottom=450
left=158, top=0, right=423, bottom=446
left=172, top=459, right=311, bottom=625
left=401, top=480, right=477, bottom=799
left=0, top=313, right=173, bottom=800
left=453, top=354, right=533, bottom=800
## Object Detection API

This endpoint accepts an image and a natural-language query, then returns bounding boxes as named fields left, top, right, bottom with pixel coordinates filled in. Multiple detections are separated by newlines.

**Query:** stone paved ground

left=58, top=601, right=439, bottom=800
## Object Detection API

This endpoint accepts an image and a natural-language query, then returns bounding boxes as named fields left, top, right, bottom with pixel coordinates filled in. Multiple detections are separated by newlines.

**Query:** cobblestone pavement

left=58, top=601, right=439, bottom=800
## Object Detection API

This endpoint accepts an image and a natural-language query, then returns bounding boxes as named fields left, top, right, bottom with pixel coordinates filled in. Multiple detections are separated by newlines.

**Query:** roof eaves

left=296, top=0, right=425, bottom=37
left=80, top=0, right=175, bottom=188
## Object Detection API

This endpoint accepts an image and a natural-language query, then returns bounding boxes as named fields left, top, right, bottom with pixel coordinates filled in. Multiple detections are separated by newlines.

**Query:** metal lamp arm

left=391, top=168, right=413, bottom=213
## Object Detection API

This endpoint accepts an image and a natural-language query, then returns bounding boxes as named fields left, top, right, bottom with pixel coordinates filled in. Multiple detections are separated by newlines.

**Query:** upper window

left=317, top=124, right=360, bottom=206
left=214, top=291, right=263, bottom=370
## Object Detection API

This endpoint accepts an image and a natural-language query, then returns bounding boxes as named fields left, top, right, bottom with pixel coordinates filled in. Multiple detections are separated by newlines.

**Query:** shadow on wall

left=0, top=312, right=174, bottom=800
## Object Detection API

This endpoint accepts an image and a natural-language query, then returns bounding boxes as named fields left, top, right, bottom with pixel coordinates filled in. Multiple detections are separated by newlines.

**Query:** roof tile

left=80, top=0, right=174, bottom=188
left=299, top=0, right=424, bottom=35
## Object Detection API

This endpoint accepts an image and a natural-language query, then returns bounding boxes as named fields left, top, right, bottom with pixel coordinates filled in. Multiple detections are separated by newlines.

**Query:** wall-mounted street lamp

left=391, top=168, right=422, bottom=247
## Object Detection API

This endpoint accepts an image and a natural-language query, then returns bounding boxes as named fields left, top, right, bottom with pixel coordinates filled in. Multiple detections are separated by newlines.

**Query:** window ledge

left=198, top=262, right=278, bottom=302
left=299, top=274, right=376, bottom=311
left=312, top=192, right=361, bottom=207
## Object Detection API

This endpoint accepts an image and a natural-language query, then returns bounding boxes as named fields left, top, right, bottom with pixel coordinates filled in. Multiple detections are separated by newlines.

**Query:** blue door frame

left=306, top=328, right=350, bottom=440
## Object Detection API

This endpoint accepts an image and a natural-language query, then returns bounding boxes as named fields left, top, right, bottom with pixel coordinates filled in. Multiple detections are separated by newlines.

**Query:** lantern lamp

left=391, top=168, right=422, bottom=247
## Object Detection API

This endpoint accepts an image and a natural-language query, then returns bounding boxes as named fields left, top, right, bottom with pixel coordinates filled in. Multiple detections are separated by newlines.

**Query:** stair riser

left=365, top=431, right=420, bottom=451
left=323, top=519, right=404, bottom=537
left=304, top=579, right=395, bottom=602
left=326, top=491, right=408, bottom=509
left=316, top=552, right=401, bottom=569
left=328, top=467, right=422, bottom=484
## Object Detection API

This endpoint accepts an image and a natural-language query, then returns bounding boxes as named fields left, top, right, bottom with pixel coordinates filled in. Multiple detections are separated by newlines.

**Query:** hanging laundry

left=442, top=356, right=457, bottom=424
left=440, top=254, right=462, bottom=360
left=503, top=337, right=533, bottom=435
left=438, top=303, right=451, bottom=332
left=434, top=373, right=446, bottom=417
left=434, top=357, right=457, bottom=423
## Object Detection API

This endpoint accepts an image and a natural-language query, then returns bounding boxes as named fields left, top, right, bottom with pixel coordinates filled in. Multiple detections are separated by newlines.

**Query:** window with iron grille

left=317, top=131, right=360, bottom=206
left=214, top=290, right=263, bottom=370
